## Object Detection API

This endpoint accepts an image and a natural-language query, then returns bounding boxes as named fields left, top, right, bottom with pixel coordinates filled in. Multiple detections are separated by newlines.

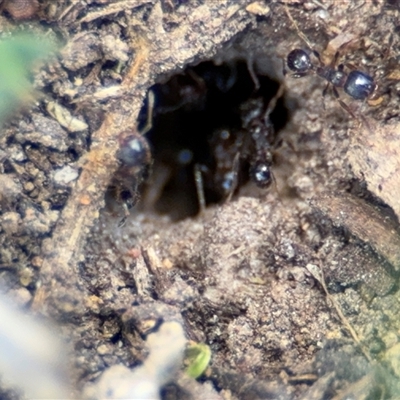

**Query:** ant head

left=117, top=132, right=151, bottom=168
left=343, top=71, right=376, bottom=101
left=287, top=49, right=313, bottom=74
left=250, top=160, right=272, bottom=188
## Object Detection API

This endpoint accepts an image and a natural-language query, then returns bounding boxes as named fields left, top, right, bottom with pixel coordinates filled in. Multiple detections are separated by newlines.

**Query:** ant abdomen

left=344, top=71, right=376, bottom=101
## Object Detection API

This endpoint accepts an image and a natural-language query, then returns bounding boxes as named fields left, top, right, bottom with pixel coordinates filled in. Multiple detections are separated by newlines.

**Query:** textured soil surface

left=1, top=1, right=400, bottom=399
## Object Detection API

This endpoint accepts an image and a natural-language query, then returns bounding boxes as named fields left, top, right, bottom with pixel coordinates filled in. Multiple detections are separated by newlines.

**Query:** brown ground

left=1, top=0, right=400, bottom=399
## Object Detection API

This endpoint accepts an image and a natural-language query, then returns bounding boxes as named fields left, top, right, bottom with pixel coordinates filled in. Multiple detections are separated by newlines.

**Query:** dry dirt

left=1, top=0, right=400, bottom=399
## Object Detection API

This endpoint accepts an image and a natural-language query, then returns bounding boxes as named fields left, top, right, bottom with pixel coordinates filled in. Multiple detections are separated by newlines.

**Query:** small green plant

left=185, top=342, right=212, bottom=379
left=0, top=33, right=55, bottom=124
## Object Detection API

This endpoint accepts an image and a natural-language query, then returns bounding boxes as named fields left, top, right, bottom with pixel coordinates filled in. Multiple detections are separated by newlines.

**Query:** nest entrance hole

left=134, top=58, right=288, bottom=220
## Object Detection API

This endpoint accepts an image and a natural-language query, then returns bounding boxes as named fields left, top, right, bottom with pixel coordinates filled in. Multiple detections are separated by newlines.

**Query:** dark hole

left=112, top=58, right=289, bottom=220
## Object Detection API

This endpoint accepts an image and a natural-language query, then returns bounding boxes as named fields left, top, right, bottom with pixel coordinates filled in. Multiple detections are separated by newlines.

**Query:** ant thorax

left=320, top=67, right=347, bottom=88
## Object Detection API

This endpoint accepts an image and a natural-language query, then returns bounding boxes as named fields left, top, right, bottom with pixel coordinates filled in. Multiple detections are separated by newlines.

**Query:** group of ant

left=110, top=9, right=380, bottom=218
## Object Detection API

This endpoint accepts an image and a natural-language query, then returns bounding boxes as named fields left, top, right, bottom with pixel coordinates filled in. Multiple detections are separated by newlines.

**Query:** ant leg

left=226, top=153, right=240, bottom=203
left=140, top=90, right=155, bottom=135
left=321, top=82, right=331, bottom=110
left=141, top=164, right=171, bottom=211
left=331, top=85, right=358, bottom=120
left=332, top=86, right=340, bottom=99
left=122, top=204, right=130, bottom=218
left=330, top=51, right=340, bottom=68
left=333, top=86, right=368, bottom=131
left=264, top=84, right=285, bottom=120
left=342, top=102, right=372, bottom=132
left=283, top=3, right=314, bottom=50
left=282, top=58, right=288, bottom=77
left=334, top=88, right=372, bottom=132
left=246, top=58, right=260, bottom=91
left=337, top=99, right=357, bottom=120
left=360, top=113, right=372, bottom=133
left=271, top=170, right=282, bottom=202
left=313, top=50, right=323, bottom=64
left=322, top=81, right=330, bottom=97
left=194, top=164, right=206, bottom=214
left=344, top=62, right=357, bottom=71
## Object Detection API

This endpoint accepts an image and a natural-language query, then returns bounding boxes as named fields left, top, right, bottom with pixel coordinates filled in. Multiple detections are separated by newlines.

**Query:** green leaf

left=0, top=33, right=55, bottom=124
left=185, top=342, right=212, bottom=379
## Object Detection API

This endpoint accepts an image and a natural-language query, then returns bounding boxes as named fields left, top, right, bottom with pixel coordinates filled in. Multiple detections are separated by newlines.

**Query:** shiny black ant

left=239, top=87, right=283, bottom=189
left=283, top=48, right=377, bottom=119
left=202, top=93, right=275, bottom=208
left=106, top=92, right=154, bottom=216
left=282, top=2, right=379, bottom=120
left=197, top=74, right=284, bottom=206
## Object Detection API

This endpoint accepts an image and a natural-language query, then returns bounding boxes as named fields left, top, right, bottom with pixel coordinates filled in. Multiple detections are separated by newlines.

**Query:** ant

left=203, top=94, right=274, bottom=206
left=106, top=91, right=154, bottom=216
left=201, top=77, right=284, bottom=205
left=283, top=48, right=377, bottom=119
left=281, top=2, right=380, bottom=123
left=239, top=89, right=282, bottom=189
left=242, top=82, right=285, bottom=190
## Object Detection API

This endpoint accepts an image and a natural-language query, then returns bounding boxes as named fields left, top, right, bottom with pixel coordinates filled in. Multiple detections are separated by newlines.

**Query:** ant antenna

left=246, top=58, right=260, bottom=91
left=270, top=170, right=283, bottom=205
left=226, top=152, right=240, bottom=203
left=283, top=3, right=314, bottom=51
left=118, top=214, right=128, bottom=227
left=263, top=84, right=285, bottom=122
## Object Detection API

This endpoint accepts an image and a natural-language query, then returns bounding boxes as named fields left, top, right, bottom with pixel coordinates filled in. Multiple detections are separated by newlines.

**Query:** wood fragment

left=31, top=39, right=151, bottom=318
left=347, top=117, right=400, bottom=221
left=311, top=191, right=400, bottom=271
left=78, top=0, right=154, bottom=24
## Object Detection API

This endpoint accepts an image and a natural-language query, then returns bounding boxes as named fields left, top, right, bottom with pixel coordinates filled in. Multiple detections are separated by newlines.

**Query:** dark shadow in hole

left=134, top=58, right=290, bottom=220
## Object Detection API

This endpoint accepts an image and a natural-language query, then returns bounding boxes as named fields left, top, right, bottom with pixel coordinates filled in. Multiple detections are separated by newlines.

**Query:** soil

left=1, top=0, right=400, bottom=399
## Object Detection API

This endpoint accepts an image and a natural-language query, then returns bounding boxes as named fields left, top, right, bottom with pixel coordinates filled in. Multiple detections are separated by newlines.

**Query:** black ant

left=106, top=92, right=154, bottom=216
left=198, top=74, right=284, bottom=206
left=281, top=2, right=380, bottom=121
left=284, top=48, right=377, bottom=119
left=239, top=89, right=282, bottom=189
left=202, top=94, right=275, bottom=207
